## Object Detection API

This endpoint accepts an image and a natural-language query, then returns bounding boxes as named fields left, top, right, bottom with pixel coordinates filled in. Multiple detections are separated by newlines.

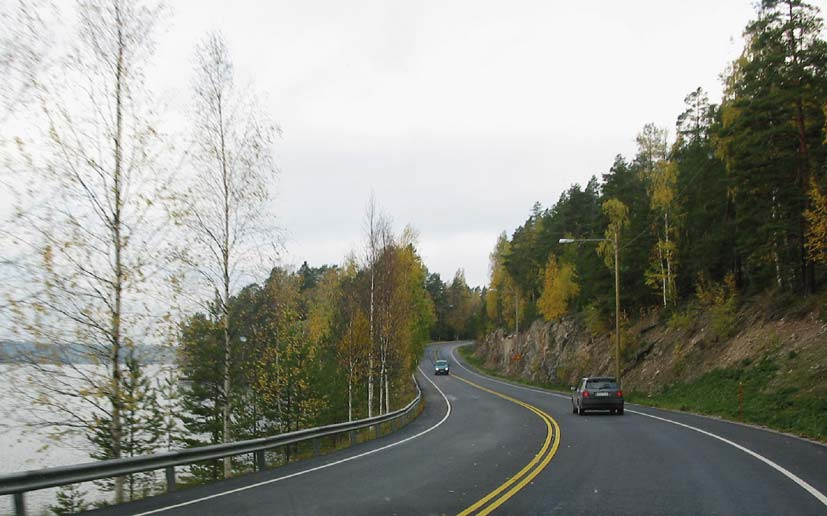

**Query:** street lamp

left=559, top=231, right=622, bottom=385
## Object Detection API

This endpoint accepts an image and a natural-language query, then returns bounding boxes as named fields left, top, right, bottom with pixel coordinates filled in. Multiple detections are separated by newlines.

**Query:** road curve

left=85, top=341, right=827, bottom=515
left=86, top=343, right=555, bottom=516
left=446, top=342, right=827, bottom=516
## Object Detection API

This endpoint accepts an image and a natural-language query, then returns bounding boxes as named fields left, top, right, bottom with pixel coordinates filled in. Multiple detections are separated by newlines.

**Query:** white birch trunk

left=378, top=344, right=386, bottom=415
left=664, top=212, right=672, bottom=304
left=384, top=369, right=390, bottom=414
left=347, top=361, right=353, bottom=422
left=110, top=4, right=125, bottom=500
left=658, top=242, right=666, bottom=306
left=772, top=190, right=783, bottom=288
left=368, top=242, right=375, bottom=418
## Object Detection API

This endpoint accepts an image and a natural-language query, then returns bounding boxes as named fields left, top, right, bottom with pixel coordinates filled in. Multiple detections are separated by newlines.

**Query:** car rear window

left=586, top=380, right=618, bottom=390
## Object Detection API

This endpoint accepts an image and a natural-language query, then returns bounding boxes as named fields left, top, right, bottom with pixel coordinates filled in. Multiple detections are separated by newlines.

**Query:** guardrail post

left=14, top=492, right=25, bottom=516
left=255, top=450, right=266, bottom=471
left=165, top=466, right=176, bottom=492
left=374, top=423, right=381, bottom=439
left=349, top=430, right=355, bottom=446
left=313, top=438, right=321, bottom=457
left=391, top=418, right=397, bottom=432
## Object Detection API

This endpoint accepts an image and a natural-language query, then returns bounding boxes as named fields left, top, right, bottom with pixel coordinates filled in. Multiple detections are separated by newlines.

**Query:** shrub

left=668, top=310, right=693, bottom=331
left=711, top=297, right=738, bottom=340
left=583, top=303, right=607, bottom=336
left=696, top=273, right=738, bottom=341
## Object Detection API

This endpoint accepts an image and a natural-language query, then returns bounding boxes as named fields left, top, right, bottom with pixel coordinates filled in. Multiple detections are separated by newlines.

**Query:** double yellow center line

left=452, top=374, right=561, bottom=516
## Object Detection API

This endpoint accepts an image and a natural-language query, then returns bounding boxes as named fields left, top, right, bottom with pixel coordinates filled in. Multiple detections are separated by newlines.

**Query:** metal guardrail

left=1, top=375, right=423, bottom=516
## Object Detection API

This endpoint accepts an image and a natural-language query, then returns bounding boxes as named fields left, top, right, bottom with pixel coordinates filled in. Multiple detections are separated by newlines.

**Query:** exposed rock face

left=473, top=317, right=615, bottom=388
left=471, top=298, right=827, bottom=396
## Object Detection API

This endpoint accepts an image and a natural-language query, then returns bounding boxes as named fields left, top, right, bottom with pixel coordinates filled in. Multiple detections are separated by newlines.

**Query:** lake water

left=0, top=364, right=177, bottom=515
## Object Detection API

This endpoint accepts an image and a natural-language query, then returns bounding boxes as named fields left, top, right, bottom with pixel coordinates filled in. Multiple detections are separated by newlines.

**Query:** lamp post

left=560, top=231, right=621, bottom=385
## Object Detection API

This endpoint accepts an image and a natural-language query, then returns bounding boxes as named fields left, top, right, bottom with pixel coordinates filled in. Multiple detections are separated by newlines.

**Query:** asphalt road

left=86, top=341, right=827, bottom=516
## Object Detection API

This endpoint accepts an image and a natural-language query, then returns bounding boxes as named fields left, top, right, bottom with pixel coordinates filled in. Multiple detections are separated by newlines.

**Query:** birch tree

left=339, top=302, right=368, bottom=421
left=362, top=195, right=390, bottom=417
left=375, top=228, right=397, bottom=415
left=646, top=159, right=679, bottom=305
left=2, top=0, right=56, bottom=300
left=178, top=32, right=278, bottom=478
left=5, top=0, right=168, bottom=504
left=486, top=233, right=523, bottom=332
left=334, top=259, right=367, bottom=420
left=0, top=0, right=53, bottom=121
left=636, top=124, right=678, bottom=306
left=384, top=233, right=433, bottom=411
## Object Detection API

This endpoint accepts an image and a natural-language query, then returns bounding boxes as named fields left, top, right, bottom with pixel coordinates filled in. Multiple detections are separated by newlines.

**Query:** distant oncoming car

left=434, top=359, right=450, bottom=375
left=571, top=376, right=624, bottom=415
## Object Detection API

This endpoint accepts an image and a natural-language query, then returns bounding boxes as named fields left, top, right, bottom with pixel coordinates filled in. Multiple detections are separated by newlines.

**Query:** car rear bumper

left=581, top=398, right=623, bottom=410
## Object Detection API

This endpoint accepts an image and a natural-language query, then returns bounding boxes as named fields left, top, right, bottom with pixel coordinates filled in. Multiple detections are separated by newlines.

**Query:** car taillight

left=616, top=390, right=623, bottom=398
left=582, top=391, right=590, bottom=398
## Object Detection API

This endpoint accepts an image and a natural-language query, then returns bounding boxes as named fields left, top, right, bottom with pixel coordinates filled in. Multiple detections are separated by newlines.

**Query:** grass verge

left=458, top=345, right=827, bottom=442
left=627, top=358, right=827, bottom=441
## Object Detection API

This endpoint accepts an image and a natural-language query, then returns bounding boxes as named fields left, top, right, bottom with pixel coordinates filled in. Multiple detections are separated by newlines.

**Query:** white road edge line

left=449, top=343, right=827, bottom=509
left=131, top=366, right=453, bottom=516
left=626, top=408, right=827, bottom=508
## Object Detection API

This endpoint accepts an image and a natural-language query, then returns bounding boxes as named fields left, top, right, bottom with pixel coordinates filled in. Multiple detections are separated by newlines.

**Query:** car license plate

left=596, top=392, right=609, bottom=397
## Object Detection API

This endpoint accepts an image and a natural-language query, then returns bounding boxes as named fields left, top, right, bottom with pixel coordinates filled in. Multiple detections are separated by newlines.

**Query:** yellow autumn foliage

left=805, top=179, right=827, bottom=265
left=538, top=255, right=579, bottom=321
left=597, top=198, right=629, bottom=269
left=486, top=232, right=523, bottom=329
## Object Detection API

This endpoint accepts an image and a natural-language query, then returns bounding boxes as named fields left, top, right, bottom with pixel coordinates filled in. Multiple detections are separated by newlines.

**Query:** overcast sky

left=146, top=0, right=755, bottom=287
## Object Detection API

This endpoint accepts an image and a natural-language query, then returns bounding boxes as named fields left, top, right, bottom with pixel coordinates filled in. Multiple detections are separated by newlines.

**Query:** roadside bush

left=667, top=310, right=693, bottom=331
left=583, top=303, right=607, bottom=336
left=696, top=273, right=739, bottom=341
left=620, top=331, right=641, bottom=364
left=710, top=297, right=738, bottom=340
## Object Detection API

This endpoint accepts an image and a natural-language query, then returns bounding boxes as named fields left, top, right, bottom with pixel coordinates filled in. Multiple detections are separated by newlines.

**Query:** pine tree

left=153, top=367, right=185, bottom=452
left=425, top=272, right=451, bottom=341
left=445, top=270, right=475, bottom=339
left=88, top=354, right=162, bottom=500
left=50, top=484, right=89, bottom=515
left=674, top=89, right=733, bottom=295
left=178, top=311, right=227, bottom=482
left=602, top=157, right=656, bottom=310
left=717, top=0, right=827, bottom=292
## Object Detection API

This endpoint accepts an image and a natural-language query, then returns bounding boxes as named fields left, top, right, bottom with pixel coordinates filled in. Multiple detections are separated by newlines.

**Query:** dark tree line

left=481, top=0, right=827, bottom=336
left=426, top=270, right=486, bottom=341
